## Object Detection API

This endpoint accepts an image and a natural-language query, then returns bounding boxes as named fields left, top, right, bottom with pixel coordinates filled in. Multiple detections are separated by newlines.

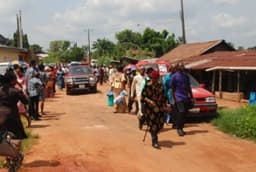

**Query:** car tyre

left=91, top=86, right=97, bottom=93
left=66, top=89, right=72, bottom=95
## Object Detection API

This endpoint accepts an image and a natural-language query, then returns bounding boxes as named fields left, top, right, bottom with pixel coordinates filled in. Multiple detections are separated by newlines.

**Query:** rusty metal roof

left=160, top=40, right=231, bottom=62
left=185, top=51, right=256, bottom=70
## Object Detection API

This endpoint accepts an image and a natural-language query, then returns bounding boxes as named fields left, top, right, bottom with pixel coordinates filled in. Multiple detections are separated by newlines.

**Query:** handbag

left=0, top=129, right=20, bottom=158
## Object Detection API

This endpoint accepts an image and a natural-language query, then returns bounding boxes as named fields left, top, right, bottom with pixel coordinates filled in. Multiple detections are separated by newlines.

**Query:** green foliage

left=12, top=31, right=30, bottom=48
left=212, top=105, right=256, bottom=140
left=115, top=29, right=142, bottom=49
left=47, top=40, right=87, bottom=63
left=93, top=38, right=115, bottom=57
left=46, top=28, right=179, bottom=64
left=92, top=27, right=179, bottom=63
left=30, top=44, right=43, bottom=54
left=142, top=28, right=179, bottom=57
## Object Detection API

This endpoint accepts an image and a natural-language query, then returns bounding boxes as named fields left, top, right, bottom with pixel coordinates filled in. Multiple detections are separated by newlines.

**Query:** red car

left=137, top=60, right=218, bottom=116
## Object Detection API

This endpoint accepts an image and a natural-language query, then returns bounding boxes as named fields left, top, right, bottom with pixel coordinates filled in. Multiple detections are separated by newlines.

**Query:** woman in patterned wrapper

left=141, top=70, right=167, bottom=149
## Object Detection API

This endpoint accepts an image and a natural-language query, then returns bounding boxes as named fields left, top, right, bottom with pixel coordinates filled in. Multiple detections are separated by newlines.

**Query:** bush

left=212, top=105, right=256, bottom=140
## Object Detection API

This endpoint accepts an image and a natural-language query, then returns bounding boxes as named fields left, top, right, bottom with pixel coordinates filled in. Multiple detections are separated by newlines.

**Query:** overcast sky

left=0, top=0, right=255, bottom=50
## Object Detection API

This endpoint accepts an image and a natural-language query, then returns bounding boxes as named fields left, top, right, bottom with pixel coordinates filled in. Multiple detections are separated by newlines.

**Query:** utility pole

left=16, top=10, right=24, bottom=49
left=16, top=14, right=20, bottom=47
left=87, top=29, right=91, bottom=63
left=180, top=0, right=187, bottom=44
left=19, top=10, right=23, bottom=48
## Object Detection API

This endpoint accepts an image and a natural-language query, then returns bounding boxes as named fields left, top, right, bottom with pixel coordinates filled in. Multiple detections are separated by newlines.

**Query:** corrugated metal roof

left=185, top=51, right=256, bottom=70
left=160, top=40, right=229, bottom=62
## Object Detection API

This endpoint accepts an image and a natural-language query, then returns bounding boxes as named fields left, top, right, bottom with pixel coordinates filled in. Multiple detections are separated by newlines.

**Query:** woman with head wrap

left=141, top=70, right=167, bottom=149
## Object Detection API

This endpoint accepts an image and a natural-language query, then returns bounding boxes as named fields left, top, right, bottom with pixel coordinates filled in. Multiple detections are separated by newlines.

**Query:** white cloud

left=0, top=0, right=255, bottom=49
left=213, top=13, right=247, bottom=28
left=0, top=0, right=33, bottom=14
left=212, top=0, right=240, bottom=5
left=35, top=0, right=181, bottom=45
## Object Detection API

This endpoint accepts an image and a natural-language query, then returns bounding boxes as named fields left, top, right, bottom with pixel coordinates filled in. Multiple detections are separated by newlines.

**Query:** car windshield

left=187, top=73, right=200, bottom=88
left=70, top=66, right=92, bottom=74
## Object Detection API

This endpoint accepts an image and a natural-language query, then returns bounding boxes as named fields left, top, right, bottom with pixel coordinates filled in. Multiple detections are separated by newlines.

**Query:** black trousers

left=174, top=101, right=189, bottom=129
left=128, top=95, right=138, bottom=113
left=29, top=96, right=39, bottom=119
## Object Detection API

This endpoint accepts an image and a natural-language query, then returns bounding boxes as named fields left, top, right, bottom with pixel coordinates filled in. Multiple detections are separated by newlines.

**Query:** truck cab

left=65, top=65, right=97, bottom=95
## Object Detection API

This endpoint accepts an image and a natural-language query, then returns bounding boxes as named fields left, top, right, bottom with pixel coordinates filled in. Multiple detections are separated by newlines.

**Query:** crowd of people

left=108, top=62, right=193, bottom=149
left=0, top=59, right=193, bottom=171
left=0, top=60, right=64, bottom=170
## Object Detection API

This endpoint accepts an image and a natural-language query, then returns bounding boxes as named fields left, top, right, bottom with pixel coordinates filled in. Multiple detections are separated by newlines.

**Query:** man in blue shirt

left=28, top=72, right=42, bottom=120
left=170, top=63, right=193, bottom=136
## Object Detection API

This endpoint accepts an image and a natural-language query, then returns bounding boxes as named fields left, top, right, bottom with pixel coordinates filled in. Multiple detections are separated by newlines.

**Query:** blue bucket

left=107, top=91, right=114, bottom=106
left=249, top=92, right=256, bottom=105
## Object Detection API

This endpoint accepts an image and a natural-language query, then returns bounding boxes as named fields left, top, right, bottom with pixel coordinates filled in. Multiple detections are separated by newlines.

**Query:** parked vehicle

left=188, top=74, right=218, bottom=116
left=0, top=62, right=10, bottom=75
left=137, top=60, right=218, bottom=116
left=65, top=65, right=97, bottom=95
left=68, top=61, right=82, bottom=66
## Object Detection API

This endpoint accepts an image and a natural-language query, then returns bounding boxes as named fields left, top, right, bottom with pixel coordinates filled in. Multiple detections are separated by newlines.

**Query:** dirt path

left=4, top=85, right=256, bottom=172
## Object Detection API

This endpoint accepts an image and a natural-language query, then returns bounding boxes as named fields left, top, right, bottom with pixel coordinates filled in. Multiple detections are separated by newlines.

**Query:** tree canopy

left=90, top=27, right=180, bottom=65
left=30, top=44, right=43, bottom=54
left=45, top=40, right=87, bottom=63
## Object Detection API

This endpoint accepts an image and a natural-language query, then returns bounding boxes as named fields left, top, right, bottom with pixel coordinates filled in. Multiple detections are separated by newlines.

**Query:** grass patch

left=0, top=118, right=39, bottom=168
left=212, top=105, right=256, bottom=141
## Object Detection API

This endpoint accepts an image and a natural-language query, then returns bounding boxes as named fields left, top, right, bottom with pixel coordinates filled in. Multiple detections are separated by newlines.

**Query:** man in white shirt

left=131, top=67, right=145, bottom=117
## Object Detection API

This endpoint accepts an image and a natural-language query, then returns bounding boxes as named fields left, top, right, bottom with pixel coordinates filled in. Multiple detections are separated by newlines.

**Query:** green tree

left=47, top=40, right=87, bottom=63
left=115, top=29, right=142, bottom=50
left=12, top=31, right=30, bottom=48
left=92, top=38, right=115, bottom=56
left=23, top=34, right=29, bottom=49
left=30, top=44, right=43, bottom=54
left=142, top=28, right=178, bottom=57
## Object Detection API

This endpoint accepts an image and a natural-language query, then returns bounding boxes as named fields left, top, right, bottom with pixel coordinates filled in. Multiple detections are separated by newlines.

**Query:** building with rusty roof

left=159, top=39, right=256, bottom=102
left=183, top=51, right=256, bottom=102
left=160, top=40, right=234, bottom=63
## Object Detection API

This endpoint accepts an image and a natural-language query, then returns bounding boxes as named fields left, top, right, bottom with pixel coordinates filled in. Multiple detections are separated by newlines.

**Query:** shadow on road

left=159, top=140, right=186, bottom=148
left=30, top=124, right=51, bottom=128
left=67, top=90, right=101, bottom=96
left=23, top=160, right=61, bottom=168
left=39, top=112, right=66, bottom=121
left=186, top=116, right=216, bottom=123
left=185, top=130, right=209, bottom=135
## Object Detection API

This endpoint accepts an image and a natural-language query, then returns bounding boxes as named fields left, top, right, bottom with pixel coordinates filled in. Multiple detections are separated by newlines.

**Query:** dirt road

left=8, top=85, right=256, bottom=172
